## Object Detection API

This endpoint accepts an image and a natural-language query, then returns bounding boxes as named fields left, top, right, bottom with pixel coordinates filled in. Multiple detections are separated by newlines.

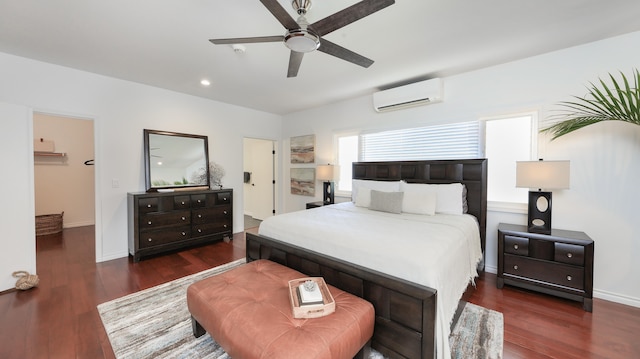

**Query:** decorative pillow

left=399, top=182, right=465, bottom=215
left=402, top=191, right=437, bottom=215
left=369, top=190, right=404, bottom=214
left=354, top=188, right=372, bottom=207
left=352, top=179, right=401, bottom=202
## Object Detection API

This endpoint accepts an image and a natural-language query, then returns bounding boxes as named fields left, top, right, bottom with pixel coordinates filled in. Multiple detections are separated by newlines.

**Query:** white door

left=243, top=138, right=275, bottom=221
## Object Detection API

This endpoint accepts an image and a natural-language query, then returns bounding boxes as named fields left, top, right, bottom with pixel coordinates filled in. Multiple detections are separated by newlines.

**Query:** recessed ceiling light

left=200, top=79, right=211, bottom=86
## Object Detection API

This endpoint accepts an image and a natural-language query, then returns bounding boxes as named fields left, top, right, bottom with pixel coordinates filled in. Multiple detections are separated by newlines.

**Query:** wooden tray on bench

left=288, top=277, right=335, bottom=319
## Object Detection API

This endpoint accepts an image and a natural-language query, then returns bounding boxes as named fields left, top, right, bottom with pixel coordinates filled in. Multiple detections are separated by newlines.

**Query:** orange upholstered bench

left=187, top=259, right=375, bottom=359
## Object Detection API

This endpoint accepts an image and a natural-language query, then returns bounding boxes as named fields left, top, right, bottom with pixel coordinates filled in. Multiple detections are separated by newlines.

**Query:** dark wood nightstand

left=305, top=201, right=325, bottom=209
left=497, top=223, right=594, bottom=311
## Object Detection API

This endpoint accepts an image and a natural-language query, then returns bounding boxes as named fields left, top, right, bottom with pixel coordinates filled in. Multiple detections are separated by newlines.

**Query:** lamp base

left=323, top=181, right=335, bottom=205
left=527, top=191, right=552, bottom=235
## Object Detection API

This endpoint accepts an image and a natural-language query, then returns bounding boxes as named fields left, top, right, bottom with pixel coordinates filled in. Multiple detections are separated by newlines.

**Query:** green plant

left=542, top=69, right=640, bottom=140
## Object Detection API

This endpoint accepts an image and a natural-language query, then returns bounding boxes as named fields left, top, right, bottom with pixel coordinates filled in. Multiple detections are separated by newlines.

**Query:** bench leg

left=354, top=340, right=371, bottom=359
left=191, top=316, right=206, bottom=338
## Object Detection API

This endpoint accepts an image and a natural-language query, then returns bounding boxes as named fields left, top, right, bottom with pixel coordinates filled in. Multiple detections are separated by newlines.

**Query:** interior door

left=243, top=138, right=275, bottom=221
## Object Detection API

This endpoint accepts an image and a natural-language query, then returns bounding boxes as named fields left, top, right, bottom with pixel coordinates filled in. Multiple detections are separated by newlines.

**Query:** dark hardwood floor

left=1, top=225, right=638, bottom=358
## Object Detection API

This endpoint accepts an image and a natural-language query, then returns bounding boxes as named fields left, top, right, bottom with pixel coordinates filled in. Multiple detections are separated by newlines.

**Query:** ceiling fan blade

left=209, top=36, right=283, bottom=45
left=287, top=51, right=304, bottom=78
left=260, top=0, right=299, bottom=30
left=317, top=39, right=374, bottom=68
left=310, top=0, right=395, bottom=36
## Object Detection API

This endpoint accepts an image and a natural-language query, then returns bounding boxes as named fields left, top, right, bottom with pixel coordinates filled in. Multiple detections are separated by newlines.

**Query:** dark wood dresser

left=497, top=223, right=594, bottom=311
left=128, top=188, right=233, bottom=262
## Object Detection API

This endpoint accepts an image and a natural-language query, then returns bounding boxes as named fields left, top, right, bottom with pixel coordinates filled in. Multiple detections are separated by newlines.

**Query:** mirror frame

left=143, top=129, right=210, bottom=192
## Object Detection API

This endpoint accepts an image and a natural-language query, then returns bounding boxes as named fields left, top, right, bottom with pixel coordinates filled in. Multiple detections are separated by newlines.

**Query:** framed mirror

left=144, top=129, right=209, bottom=192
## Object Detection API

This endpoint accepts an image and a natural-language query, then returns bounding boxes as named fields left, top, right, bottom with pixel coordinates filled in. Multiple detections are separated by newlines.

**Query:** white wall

left=281, top=31, right=640, bottom=307
left=0, top=102, right=36, bottom=291
left=0, top=51, right=282, bottom=290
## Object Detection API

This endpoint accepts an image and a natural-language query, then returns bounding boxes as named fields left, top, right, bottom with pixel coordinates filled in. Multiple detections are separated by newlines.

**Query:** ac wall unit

left=372, top=78, right=443, bottom=112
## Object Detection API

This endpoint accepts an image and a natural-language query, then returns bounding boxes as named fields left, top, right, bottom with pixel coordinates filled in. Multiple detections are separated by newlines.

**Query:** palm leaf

left=542, top=69, right=640, bottom=140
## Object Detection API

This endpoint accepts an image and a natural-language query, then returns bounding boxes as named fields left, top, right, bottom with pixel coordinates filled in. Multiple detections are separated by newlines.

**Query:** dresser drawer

left=191, top=194, right=208, bottom=208
left=504, top=235, right=529, bottom=256
left=504, top=254, right=584, bottom=291
left=138, top=198, right=158, bottom=213
left=192, top=222, right=231, bottom=237
left=192, top=206, right=231, bottom=224
left=140, top=211, right=191, bottom=230
left=139, top=226, right=191, bottom=248
left=215, top=191, right=232, bottom=204
left=173, top=195, right=191, bottom=209
left=554, top=243, right=585, bottom=266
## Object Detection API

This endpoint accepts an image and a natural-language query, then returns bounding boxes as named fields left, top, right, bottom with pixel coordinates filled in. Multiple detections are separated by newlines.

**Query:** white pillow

left=352, top=180, right=401, bottom=202
left=400, top=182, right=464, bottom=215
left=402, top=191, right=437, bottom=215
left=354, top=188, right=372, bottom=207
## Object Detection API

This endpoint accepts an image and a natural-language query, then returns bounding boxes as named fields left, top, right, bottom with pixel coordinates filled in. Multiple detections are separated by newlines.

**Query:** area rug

left=98, top=259, right=503, bottom=359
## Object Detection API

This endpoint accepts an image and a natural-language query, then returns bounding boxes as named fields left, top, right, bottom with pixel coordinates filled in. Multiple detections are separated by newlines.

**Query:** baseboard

left=97, top=250, right=129, bottom=263
left=484, top=264, right=497, bottom=274
left=594, top=289, right=640, bottom=309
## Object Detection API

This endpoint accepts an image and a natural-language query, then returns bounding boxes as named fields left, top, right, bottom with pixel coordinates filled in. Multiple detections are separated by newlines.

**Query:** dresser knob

left=148, top=238, right=152, bottom=242
left=223, top=197, right=227, bottom=201
left=198, top=214, right=202, bottom=218
left=224, top=224, right=228, bottom=228
left=567, top=275, right=572, bottom=281
left=147, top=204, right=152, bottom=208
left=223, top=211, right=228, bottom=215
left=148, top=221, right=152, bottom=225
left=513, top=244, right=519, bottom=250
left=567, top=253, right=573, bottom=258
left=513, top=265, right=519, bottom=270
left=181, top=201, right=185, bottom=205
left=181, top=216, right=186, bottom=221
left=181, top=232, right=186, bottom=236
left=198, top=229, right=202, bottom=233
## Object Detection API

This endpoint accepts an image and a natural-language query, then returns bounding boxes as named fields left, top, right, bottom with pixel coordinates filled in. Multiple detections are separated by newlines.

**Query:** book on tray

left=296, top=280, right=324, bottom=306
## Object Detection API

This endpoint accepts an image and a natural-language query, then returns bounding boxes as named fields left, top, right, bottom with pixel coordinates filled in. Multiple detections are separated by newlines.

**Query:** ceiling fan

left=209, top=0, right=395, bottom=78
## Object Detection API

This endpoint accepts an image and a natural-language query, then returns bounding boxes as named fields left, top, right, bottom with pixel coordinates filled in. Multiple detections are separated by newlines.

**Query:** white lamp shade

left=316, top=165, right=340, bottom=181
left=516, top=160, right=570, bottom=190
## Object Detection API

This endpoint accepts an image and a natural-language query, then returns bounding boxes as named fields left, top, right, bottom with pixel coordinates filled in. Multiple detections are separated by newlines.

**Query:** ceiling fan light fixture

left=284, top=29, right=320, bottom=53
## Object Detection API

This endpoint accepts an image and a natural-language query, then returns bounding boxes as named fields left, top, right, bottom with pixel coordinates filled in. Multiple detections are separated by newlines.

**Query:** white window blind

left=359, top=121, right=481, bottom=161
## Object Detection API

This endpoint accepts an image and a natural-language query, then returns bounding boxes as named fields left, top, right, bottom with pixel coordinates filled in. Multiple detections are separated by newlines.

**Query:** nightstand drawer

left=554, top=242, right=585, bottom=266
left=504, top=235, right=529, bottom=256
left=504, top=254, right=584, bottom=291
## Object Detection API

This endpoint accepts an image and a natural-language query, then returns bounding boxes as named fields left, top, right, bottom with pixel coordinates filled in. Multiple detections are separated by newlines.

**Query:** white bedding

left=258, top=202, right=483, bottom=359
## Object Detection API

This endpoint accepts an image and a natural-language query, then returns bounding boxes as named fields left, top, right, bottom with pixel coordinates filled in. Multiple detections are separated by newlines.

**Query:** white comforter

left=258, top=202, right=483, bottom=359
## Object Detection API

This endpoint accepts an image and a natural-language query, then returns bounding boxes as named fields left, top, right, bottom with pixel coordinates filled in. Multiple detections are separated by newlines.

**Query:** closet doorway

left=243, top=138, right=276, bottom=230
left=33, top=113, right=95, bottom=255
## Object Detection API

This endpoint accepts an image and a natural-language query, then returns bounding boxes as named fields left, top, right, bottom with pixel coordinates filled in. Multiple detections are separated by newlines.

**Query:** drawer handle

left=198, top=214, right=202, bottom=218
left=513, top=244, right=519, bottom=250
left=198, top=229, right=202, bottom=233
left=197, top=199, right=202, bottom=203
left=147, top=221, right=152, bottom=225
left=223, top=224, right=228, bottom=228
left=567, top=275, right=572, bottom=281
left=567, top=253, right=573, bottom=258
left=181, top=232, right=186, bottom=236
left=223, top=211, right=228, bottom=215
left=147, top=204, right=152, bottom=208
left=181, top=201, right=185, bottom=205
left=513, top=265, right=519, bottom=270
left=181, top=216, right=186, bottom=221
left=223, top=197, right=227, bottom=201
left=148, top=238, right=152, bottom=242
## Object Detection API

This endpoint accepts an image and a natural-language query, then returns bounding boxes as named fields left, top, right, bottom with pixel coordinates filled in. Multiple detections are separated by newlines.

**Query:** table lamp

left=316, top=164, right=340, bottom=204
left=516, top=159, right=570, bottom=234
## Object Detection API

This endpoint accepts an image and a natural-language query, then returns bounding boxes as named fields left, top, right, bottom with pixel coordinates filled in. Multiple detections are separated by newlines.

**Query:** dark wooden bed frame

left=246, top=159, right=487, bottom=359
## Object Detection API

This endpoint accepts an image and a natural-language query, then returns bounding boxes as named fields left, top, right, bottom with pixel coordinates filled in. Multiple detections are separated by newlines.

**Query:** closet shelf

left=34, top=151, right=67, bottom=157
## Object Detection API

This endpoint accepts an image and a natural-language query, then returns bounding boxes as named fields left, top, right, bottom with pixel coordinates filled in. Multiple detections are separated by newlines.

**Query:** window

left=482, top=112, right=537, bottom=203
left=336, top=135, right=358, bottom=193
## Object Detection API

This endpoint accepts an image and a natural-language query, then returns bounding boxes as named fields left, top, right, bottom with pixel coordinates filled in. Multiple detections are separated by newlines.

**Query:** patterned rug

left=98, top=259, right=503, bottom=358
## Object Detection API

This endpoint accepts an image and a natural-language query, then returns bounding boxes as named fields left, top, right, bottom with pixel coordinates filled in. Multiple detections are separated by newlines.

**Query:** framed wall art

left=290, top=168, right=315, bottom=196
left=290, top=134, right=315, bottom=164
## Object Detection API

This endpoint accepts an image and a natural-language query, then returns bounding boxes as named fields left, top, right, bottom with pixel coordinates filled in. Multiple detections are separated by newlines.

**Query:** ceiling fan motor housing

left=292, top=0, right=312, bottom=15
left=284, top=28, right=320, bottom=53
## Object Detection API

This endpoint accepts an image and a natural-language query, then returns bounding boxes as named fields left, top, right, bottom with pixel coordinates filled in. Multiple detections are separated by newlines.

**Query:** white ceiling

left=1, top=0, right=639, bottom=115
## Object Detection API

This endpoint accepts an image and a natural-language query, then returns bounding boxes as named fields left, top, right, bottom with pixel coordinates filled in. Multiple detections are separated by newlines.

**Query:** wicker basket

left=35, top=212, right=64, bottom=236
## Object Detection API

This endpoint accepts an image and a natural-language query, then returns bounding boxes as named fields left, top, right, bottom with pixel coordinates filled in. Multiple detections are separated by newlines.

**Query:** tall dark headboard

left=352, top=159, right=488, bottom=258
